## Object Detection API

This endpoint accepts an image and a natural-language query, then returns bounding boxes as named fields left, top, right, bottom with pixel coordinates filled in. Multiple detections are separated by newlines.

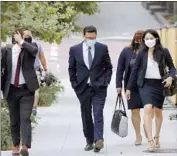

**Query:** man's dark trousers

left=77, top=84, right=107, bottom=144
left=6, top=84, right=34, bottom=148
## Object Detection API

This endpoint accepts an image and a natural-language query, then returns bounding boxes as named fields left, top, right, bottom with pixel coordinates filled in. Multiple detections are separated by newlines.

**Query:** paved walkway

left=2, top=76, right=177, bottom=156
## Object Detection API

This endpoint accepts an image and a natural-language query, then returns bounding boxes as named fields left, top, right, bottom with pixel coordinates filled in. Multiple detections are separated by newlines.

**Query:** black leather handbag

left=162, top=54, right=177, bottom=97
left=162, top=72, right=177, bottom=97
left=111, top=94, right=128, bottom=137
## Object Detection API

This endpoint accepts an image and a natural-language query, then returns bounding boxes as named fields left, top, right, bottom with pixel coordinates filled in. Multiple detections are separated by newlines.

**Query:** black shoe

left=84, top=144, right=94, bottom=151
left=94, top=147, right=100, bottom=153
left=20, top=149, right=29, bottom=156
left=94, top=140, right=104, bottom=153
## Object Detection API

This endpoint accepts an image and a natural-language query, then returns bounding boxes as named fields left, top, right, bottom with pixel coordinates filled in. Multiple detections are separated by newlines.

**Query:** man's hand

left=117, top=88, right=122, bottom=95
left=162, top=76, right=173, bottom=88
left=125, top=90, right=131, bottom=100
left=41, top=70, right=47, bottom=77
left=14, top=31, right=23, bottom=44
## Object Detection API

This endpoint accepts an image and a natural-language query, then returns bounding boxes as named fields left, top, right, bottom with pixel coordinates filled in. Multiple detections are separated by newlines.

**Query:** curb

left=153, top=12, right=170, bottom=27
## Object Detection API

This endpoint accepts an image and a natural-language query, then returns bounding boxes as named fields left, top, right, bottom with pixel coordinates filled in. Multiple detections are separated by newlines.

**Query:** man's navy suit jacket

left=68, top=42, right=113, bottom=95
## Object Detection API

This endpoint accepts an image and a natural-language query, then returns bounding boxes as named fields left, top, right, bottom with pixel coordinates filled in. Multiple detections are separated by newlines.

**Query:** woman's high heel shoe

left=135, top=135, right=142, bottom=145
left=154, top=136, right=160, bottom=148
left=148, top=139, right=155, bottom=152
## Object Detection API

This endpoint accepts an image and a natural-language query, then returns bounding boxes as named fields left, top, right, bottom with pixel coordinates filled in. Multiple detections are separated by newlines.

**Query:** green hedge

left=38, top=83, right=63, bottom=107
left=169, top=15, right=177, bottom=24
left=1, top=107, right=11, bottom=150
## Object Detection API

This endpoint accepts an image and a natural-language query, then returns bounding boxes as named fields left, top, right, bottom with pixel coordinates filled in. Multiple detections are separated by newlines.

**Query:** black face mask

left=134, top=43, right=140, bottom=50
left=24, top=36, right=32, bottom=43
left=12, top=37, right=17, bottom=44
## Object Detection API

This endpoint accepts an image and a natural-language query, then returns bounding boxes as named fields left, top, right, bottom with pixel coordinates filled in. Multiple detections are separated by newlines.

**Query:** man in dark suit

left=1, top=28, right=38, bottom=156
left=68, top=26, right=112, bottom=152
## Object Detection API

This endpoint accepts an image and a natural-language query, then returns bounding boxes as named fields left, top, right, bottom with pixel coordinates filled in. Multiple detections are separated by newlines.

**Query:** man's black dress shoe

left=84, top=144, right=94, bottom=151
left=94, top=147, right=100, bottom=153
left=94, top=140, right=104, bottom=153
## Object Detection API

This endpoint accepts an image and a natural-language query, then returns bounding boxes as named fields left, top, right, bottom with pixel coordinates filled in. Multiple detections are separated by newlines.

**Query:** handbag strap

left=115, top=94, right=127, bottom=116
left=162, top=49, right=168, bottom=75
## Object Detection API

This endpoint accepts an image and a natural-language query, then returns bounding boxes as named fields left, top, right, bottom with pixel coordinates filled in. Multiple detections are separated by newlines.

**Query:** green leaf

left=1, top=1, right=99, bottom=44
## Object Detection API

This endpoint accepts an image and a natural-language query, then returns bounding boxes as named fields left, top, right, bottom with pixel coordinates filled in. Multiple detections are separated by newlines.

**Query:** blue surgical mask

left=86, top=39, right=96, bottom=47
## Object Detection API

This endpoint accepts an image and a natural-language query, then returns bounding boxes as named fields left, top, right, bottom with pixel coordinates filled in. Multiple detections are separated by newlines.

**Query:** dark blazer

left=126, top=48, right=176, bottom=90
left=1, top=41, right=39, bottom=98
left=116, top=47, right=134, bottom=89
left=68, top=42, right=113, bottom=95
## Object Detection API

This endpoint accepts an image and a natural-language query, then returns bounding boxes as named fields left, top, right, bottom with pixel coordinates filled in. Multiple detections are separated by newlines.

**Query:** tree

left=1, top=2, right=99, bottom=44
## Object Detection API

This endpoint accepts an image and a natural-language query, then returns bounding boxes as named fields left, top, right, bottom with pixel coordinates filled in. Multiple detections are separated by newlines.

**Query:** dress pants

left=6, top=84, right=34, bottom=148
left=77, top=85, right=107, bottom=144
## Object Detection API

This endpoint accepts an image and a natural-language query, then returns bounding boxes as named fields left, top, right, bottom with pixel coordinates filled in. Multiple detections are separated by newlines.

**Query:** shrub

left=38, top=72, right=64, bottom=107
left=38, top=83, right=63, bottom=107
left=1, top=107, right=11, bottom=150
left=170, top=15, right=177, bottom=24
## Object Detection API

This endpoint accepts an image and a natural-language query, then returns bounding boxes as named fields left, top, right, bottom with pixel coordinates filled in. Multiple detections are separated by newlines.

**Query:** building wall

left=158, top=27, right=177, bottom=104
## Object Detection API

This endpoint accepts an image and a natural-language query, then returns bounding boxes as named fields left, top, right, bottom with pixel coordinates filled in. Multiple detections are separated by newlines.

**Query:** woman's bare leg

left=131, top=109, right=142, bottom=145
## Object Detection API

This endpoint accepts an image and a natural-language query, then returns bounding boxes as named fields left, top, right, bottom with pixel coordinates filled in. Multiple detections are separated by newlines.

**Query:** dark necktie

left=14, top=51, right=22, bottom=87
left=88, top=47, right=93, bottom=69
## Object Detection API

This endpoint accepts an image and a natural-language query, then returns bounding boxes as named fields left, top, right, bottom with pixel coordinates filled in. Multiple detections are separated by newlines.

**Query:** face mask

left=12, top=37, right=17, bottom=44
left=145, top=39, right=156, bottom=48
left=24, top=36, right=32, bottom=43
left=134, top=43, right=140, bottom=50
left=86, top=39, right=96, bottom=47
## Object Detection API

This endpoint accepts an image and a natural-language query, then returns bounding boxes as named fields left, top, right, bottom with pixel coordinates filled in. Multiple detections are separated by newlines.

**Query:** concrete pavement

left=2, top=76, right=177, bottom=156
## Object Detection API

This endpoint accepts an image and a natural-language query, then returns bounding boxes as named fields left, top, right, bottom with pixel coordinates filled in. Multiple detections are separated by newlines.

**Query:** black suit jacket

left=126, top=48, right=176, bottom=90
left=1, top=41, right=39, bottom=98
left=68, top=42, right=113, bottom=95
left=116, top=47, right=134, bottom=89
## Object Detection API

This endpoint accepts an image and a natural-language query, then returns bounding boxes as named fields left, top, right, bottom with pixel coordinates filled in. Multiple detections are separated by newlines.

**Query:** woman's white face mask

left=144, top=33, right=157, bottom=48
left=145, top=39, right=156, bottom=48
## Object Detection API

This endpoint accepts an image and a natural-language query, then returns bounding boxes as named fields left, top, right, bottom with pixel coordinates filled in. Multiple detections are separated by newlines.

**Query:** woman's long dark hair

left=141, top=29, right=164, bottom=64
left=128, top=30, right=144, bottom=52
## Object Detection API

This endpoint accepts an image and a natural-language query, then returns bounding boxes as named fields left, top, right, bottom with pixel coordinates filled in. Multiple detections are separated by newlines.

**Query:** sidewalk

left=1, top=77, right=177, bottom=156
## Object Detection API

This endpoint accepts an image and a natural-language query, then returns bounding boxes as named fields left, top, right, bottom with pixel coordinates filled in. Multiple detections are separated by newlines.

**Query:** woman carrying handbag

left=126, top=29, right=176, bottom=152
left=116, top=30, right=151, bottom=145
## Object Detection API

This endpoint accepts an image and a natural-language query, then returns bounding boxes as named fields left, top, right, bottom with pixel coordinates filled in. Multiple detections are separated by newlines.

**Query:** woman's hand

left=117, top=88, right=122, bottom=95
left=162, top=77, right=173, bottom=88
left=125, top=90, right=131, bottom=100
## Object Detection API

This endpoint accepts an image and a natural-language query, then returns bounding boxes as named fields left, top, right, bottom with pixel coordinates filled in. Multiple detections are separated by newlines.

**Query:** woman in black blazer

left=116, top=30, right=144, bottom=145
left=126, top=29, right=176, bottom=152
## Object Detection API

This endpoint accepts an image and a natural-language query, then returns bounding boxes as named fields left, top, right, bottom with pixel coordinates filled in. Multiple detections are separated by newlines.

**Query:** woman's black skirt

left=139, top=78, right=165, bottom=109
left=126, top=84, right=143, bottom=110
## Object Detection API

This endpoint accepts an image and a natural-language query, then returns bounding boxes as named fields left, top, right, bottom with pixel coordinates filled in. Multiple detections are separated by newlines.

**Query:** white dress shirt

left=145, top=56, right=161, bottom=79
left=10, top=43, right=26, bottom=85
left=82, top=42, right=95, bottom=83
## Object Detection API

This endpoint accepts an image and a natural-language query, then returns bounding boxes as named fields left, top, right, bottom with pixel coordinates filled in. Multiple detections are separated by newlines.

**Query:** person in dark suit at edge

left=68, top=26, right=112, bottom=152
left=1, top=28, right=38, bottom=156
